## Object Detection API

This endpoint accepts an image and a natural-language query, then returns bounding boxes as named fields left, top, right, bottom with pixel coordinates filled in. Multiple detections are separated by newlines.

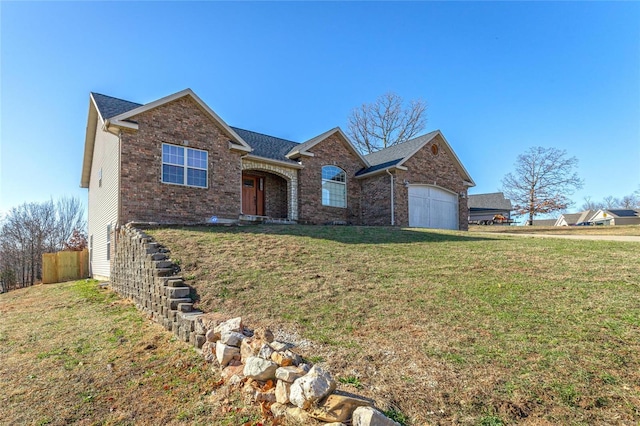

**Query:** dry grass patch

left=469, top=225, right=640, bottom=236
left=150, top=225, right=640, bottom=425
left=0, top=280, right=266, bottom=426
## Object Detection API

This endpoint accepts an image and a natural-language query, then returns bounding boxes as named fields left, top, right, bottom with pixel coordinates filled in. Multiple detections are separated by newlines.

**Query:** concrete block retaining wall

left=110, top=222, right=400, bottom=426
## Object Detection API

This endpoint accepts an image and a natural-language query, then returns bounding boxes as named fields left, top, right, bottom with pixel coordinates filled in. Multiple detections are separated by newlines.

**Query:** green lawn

left=149, top=225, right=640, bottom=425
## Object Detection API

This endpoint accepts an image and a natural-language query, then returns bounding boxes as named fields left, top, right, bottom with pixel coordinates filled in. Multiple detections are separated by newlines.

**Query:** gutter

left=386, top=169, right=395, bottom=226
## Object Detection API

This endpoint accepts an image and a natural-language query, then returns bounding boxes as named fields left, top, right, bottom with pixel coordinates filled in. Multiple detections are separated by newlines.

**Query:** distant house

left=80, top=88, right=475, bottom=279
left=555, top=210, right=597, bottom=226
left=468, top=192, right=512, bottom=223
left=589, top=209, right=640, bottom=226
left=530, top=219, right=557, bottom=227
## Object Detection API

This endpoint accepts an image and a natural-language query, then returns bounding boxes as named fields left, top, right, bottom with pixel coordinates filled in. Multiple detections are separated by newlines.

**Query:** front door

left=242, top=175, right=264, bottom=215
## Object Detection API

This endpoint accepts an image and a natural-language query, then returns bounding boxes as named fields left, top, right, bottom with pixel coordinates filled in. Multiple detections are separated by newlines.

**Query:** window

left=321, top=165, right=346, bottom=208
left=106, top=225, right=111, bottom=261
left=162, top=144, right=208, bottom=188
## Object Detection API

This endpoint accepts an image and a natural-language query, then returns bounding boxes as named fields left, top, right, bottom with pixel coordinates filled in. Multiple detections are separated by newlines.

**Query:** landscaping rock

left=275, top=379, right=291, bottom=404
left=243, top=356, right=278, bottom=381
left=220, top=330, right=245, bottom=347
left=270, top=340, right=290, bottom=351
left=270, top=402, right=287, bottom=418
left=216, top=341, right=240, bottom=367
left=352, top=406, right=401, bottom=426
left=201, top=341, right=216, bottom=363
left=240, top=338, right=259, bottom=361
left=271, top=351, right=294, bottom=366
left=289, top=365, right=336, bottom=409
left=309, top=393, right=373, bottom=423
left=205, top=328, right=219, bottom=343
left=221, top=364, right=245, bottom=381
left=275, top=366, right=306, bottom=383
left=214, top=317, right=242, bottom=335
left=258, top=343, right=275, bottom=360
left=286, top=406, right=311, bottom=424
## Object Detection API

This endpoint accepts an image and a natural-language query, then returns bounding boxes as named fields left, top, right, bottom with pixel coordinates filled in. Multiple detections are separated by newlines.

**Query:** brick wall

left=297, top=134, right=365, bottom=225
left=360, top=173, right=393, bottom=226
left=394, top=134, right=469, bottom=230
left=119, top=97, right=243, bottom=224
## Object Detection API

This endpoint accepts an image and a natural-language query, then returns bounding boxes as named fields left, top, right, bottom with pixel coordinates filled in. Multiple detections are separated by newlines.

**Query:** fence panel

left=42, top=249, right=90, bottom=284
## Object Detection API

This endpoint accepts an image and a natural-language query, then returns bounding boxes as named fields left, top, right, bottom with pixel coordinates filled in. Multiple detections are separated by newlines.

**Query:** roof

left=556, top=209, right=597, bottom=225
left=230, top=127, right=300, bottom=165
left=531, top=219, right=557, bottom=226
left=91, top=92, right=142, bottom=120
left=364, top=130, right=438, bottom=167
left=286, top=127, right=369, bottom=167
left=468, top=192, right=512, bottom=210
left=607, top=209, right=640, bottom=218
left=356, top=131, right=475, bottom=186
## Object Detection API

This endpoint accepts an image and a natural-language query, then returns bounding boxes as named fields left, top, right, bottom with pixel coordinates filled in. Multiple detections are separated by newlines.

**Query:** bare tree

left=0, top=196, right=86, bottom=290
left=502, top=147, right=583, bottom=225
left=581, top=196, right=604, bottom=211
left=347, top=92, right=427, bottom=154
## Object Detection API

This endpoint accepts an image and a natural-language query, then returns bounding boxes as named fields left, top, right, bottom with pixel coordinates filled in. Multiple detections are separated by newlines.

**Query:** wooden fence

left=42, top=249, right=90, bottom=284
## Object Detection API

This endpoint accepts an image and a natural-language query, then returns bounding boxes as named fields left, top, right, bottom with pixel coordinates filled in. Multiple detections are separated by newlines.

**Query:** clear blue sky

left=1, top=1, right=639, bottom=218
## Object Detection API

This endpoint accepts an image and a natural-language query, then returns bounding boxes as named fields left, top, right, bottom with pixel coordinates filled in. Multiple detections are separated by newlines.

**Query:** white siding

left=87, top=118, right=120, bottom=279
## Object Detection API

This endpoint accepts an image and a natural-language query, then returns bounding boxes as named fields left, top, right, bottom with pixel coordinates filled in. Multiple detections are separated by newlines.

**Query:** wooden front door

left=242, top=175, right=264, bottom=215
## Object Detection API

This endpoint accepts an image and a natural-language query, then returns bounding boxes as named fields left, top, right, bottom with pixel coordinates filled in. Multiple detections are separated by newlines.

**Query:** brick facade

left=360, top=173, right=393, bottom=226
left=393, top=134, right=469, bottom=230
left=119, top=97, right=243, bottom=224
left=297, top=134, right=365, bottom=225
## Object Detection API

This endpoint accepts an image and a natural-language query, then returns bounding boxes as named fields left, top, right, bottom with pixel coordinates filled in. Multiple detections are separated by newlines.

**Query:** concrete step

left=166, top=286, right=190, bottom=298
left=154, top=268, right=174, bottom=277
left=168, top=298, right=192, bottom=310
left=177, top=302, right=193, bottom=313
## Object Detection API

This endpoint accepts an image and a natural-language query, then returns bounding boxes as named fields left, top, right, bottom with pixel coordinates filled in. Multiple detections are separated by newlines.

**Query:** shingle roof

left=230, top=127, right=300, bottom=164
left=364, top=131, right=439, bottom=167
left=468, top=192, right=512, bottom=210
left=91, top=92, right=142, bottom=120
left=607, top=209, right=640, bottom=218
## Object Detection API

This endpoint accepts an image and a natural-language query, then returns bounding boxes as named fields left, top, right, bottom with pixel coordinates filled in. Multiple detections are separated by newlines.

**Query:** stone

left=221, top=364, right=245, bottom=380
left=270, top=340, right=290, bottom=351
left=270, top=402, right=287, bottom=418
left=255, top=388, right=276, bottom=403
left=284, top=349, right=304, bottom=366
left=275, top=380, right=291, bottom=404
left=285, top=407, right=311, bottom=424
left=206, top=328, right=220, bottom=343
left=271, top=351, right=293, bottom=366
left=325, top=423, right=347, bottom=426
left=289, top=365, right=337, bottom=409
left=216, top=341, right=240, bottom=368
left=220, top=330, right=245, bottom=347
left=257, top=343, right=275, bottom=360
left=253, top=327, right=274, bottom=343
left=202, top=342, right=217, bottom=362
left=214, top=317, right=243, bottom=335
left=243, top=356, right=278, bottom=381
left=352, top=406, right=401, bottom=426
left=240, top=338, right=259, bottom=361
left=299, top=363, right=312, bottom=373
left=275, top=366, right=306, bottom=383
left=309, top=393, right=373, bottom=423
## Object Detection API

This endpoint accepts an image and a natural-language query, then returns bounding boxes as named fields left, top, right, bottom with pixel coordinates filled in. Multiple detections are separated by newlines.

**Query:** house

left=529, top=219, right=557, bottom=226
left=589, top=209, right=640, bottom=226
left=554, top=210, right=596, bottom=226
left=81, top=89, right=474, bottom=279
left=467, top=192, right=512, bottom=223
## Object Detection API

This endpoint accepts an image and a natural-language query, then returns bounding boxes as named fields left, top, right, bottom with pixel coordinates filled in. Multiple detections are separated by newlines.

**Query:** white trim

left=354, top=165, right=408, bottom=179
left=321, top=165, right=347, bottom=209
left=287, top=127, right=369, bottom=167
left=243, top=154, right=304, bottom=170
left=161, top=143, right=209, bottom=189
left=107, top=88, right=253, bottom=152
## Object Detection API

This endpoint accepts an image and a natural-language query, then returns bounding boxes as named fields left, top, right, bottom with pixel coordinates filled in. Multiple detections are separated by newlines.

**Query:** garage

left=408, top=185, right=459, bottom=230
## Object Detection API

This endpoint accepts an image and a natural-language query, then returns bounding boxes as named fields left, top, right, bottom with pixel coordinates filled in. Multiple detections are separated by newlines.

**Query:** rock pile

left=110, top=224, right=401, bottom=426
left=202, top=314, right=400, bottom=426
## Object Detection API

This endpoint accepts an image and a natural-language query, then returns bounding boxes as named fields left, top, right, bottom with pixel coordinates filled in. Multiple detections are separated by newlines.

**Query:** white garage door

left=408, top=185, right=459, bottom=230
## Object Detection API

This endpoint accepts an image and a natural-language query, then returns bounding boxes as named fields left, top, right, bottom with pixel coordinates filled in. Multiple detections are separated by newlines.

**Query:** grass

left=0, top=279, right=265, bottom=425
left=148, top=225, right=640, bottom=425
left=469, top=224, right=640, bottom=236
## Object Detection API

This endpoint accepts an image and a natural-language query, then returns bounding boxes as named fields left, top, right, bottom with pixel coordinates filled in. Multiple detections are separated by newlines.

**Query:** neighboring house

left=467, top=192, right=512, bottom=223
left=589, top=209, right=640, bottom=226
left=81, top=89, right=474, bottom=279
left=529, top=219, right=557, bottom=226
left=555, top=210, right=597, bottom=226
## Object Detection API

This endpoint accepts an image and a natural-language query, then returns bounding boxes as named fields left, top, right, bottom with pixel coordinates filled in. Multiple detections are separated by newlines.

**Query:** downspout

left=386, top=169, right=395, bottom=226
